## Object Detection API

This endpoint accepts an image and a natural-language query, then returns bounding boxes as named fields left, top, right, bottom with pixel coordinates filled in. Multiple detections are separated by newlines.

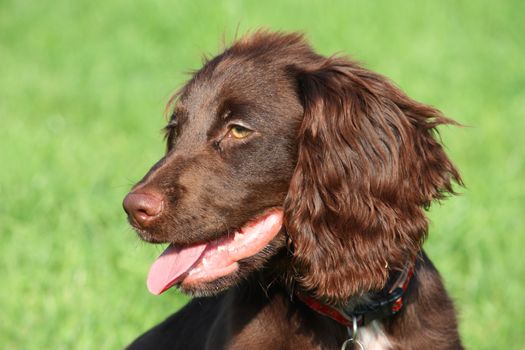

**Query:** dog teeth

left=202, top=258, right=209, bottom=267
left=217, top=246, right=226, bottom=252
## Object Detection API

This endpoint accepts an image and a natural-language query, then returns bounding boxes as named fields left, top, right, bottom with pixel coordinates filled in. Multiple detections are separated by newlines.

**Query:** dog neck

left=294, top=257, right=416, bottom=329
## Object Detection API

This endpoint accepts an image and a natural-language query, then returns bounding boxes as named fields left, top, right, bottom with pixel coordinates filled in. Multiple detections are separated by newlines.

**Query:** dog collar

left=296, top=258, right=416, bottom=328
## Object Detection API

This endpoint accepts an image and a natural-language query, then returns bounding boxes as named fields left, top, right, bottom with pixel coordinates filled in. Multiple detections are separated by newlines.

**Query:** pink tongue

left=147, top=243, right=207, bottom=295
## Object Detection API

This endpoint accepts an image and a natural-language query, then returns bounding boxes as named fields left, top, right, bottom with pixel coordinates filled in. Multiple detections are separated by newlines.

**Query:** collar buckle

left=340, top=286, right=404, bottom=326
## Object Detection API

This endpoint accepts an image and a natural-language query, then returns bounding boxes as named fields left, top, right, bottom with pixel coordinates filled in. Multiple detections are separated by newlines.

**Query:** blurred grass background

left=1, top=0, right=524, bottom=348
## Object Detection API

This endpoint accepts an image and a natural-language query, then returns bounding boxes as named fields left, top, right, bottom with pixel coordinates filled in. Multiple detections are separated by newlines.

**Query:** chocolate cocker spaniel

left=123, top=31, right=464, bottom=349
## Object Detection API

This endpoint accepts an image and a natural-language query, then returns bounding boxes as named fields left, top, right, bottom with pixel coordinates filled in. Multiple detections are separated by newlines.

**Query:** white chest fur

left=356, top=321, right=393, bottom=350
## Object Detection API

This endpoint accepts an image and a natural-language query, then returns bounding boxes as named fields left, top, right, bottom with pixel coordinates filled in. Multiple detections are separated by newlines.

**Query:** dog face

left=123, top=36, right=304, bottom=296
left=135, top=54, right=302, bottom=245
left=124, top=31, right=460, bottom=301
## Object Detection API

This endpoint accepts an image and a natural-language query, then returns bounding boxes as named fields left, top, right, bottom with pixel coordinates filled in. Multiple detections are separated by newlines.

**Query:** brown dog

left=123, top=31, right=464, bottom=349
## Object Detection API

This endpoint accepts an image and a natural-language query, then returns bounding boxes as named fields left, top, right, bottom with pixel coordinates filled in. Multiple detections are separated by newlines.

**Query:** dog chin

left=178, top=270, right=247, bottom=297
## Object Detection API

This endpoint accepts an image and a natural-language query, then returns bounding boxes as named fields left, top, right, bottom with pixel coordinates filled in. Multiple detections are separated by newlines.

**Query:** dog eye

left=164, top=121, right=179, bottom=150
left=229, top=125, right=252, bottom=139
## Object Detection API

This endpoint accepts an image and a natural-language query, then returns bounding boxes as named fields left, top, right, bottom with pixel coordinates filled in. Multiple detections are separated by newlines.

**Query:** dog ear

left=284, top=57, right=461, bottom=302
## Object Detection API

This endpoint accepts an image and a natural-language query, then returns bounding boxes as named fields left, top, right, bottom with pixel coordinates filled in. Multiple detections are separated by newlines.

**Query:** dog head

left=123, top=31, right=461, bottom=301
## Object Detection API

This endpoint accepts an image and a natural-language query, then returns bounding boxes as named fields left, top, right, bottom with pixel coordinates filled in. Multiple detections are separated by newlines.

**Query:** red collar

left=296, top=259, right=416, bottom=327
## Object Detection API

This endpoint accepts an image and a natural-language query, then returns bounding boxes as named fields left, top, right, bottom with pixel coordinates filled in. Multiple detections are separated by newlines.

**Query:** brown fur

left=124, top=31, right=464, bottom=349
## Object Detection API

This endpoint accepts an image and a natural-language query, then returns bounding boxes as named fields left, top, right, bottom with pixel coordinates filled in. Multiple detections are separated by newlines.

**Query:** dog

left=123, top=31, right=464, bottom=349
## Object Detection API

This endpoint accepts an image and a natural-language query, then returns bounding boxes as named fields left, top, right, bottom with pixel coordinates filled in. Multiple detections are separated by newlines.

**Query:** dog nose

left=123, top=191, right=164, bottom=228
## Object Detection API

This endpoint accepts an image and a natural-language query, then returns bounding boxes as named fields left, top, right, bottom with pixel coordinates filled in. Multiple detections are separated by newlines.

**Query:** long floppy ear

left=284, top=57, right=461, bottom=302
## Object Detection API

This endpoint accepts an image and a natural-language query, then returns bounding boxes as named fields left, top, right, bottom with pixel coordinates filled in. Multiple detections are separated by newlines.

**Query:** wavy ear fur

left=284, top=57, right=461, bottom=302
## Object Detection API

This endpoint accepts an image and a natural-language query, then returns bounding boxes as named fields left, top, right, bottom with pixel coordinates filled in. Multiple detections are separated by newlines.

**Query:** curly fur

left=124, top=31, right=464, bottom=349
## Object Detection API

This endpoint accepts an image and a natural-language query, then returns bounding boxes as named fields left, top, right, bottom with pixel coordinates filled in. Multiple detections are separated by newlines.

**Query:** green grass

left=1, top=0, right=524, bottom=348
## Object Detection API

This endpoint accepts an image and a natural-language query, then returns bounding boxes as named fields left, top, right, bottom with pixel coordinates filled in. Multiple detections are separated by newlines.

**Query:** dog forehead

left=189, top=58, right=280, bottom=102
left=180, top=62, right=287, bottom=120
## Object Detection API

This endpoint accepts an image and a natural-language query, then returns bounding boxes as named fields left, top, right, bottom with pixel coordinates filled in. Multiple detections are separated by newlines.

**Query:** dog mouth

left=146, top=209, right=283, bottom=295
